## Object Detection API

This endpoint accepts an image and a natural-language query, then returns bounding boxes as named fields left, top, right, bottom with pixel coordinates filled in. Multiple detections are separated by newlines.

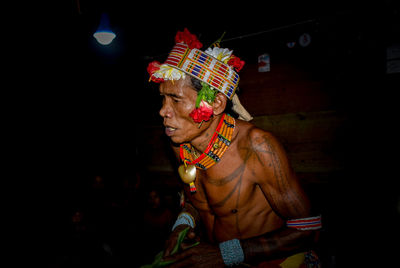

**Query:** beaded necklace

left=178, top=113, right=235, bottom=193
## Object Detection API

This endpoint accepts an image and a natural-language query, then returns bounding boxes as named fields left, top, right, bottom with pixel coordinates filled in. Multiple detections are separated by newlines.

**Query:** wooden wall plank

left=251, top=110, right=347, bottom=144
left=238, top=63, right=333, bottom=115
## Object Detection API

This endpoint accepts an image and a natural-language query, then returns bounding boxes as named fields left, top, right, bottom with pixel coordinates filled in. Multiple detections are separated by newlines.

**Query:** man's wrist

left=219, top=238, right=245, bottom=266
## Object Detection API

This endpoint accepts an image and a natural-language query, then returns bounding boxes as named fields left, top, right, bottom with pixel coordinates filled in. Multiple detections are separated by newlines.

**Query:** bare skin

left=159, top=77, right=318, bottom=267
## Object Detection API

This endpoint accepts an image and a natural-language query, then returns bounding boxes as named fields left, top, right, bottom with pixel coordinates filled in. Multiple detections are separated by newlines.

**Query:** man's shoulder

left=236, top=120, right=277, bottom=145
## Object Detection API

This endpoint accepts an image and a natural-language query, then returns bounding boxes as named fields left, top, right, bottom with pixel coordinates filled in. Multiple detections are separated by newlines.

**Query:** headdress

left=147, top=28, right=253, bottom=122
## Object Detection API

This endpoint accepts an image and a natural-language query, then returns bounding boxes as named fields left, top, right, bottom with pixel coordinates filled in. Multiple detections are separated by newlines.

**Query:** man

left=147, top=28, right=321, bottom=267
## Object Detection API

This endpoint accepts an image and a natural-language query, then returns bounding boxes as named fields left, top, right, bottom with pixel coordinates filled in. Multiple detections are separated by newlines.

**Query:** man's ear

left=212, top=92, right=227, bottom=116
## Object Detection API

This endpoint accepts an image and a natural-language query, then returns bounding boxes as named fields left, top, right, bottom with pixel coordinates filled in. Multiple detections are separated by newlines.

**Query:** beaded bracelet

left=171, top=212, right=196, bottom=231
left=219, top=238, right=244, bottom=266
left=286, top=215, right=322, bottom=230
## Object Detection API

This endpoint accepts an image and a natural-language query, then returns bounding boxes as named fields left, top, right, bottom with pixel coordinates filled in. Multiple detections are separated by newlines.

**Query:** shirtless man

left=147, top=28, right=321, bottom=267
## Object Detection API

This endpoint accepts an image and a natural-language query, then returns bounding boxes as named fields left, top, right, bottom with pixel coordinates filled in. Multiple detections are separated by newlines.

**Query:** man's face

left=159, top=77, right=201, bottom=144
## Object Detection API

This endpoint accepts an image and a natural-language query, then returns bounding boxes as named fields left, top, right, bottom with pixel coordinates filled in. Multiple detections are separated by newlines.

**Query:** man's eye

left=173, top=98, right=180, bottom=103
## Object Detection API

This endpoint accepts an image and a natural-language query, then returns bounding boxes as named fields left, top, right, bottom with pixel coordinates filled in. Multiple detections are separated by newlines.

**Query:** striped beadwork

left=286, top=215, right=322, bottom=230
left=165, top=43, right=239, bottom=100
left=180, top=113, right=235, bottom=170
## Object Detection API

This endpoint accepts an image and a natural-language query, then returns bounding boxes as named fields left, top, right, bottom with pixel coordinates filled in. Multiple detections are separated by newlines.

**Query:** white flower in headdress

left=205, top=47, right=233, bottom=63
left=153, top=64, right=186, bottom=81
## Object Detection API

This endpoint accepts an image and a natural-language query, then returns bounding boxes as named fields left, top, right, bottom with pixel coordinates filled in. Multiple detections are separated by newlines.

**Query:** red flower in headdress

left=147, top=61, right=164, bottom=83
left=228, top=56, right=245, bottom=72
left=175, top=28, right=203, bottom=49
left=189, top=100, right=213, bottom=123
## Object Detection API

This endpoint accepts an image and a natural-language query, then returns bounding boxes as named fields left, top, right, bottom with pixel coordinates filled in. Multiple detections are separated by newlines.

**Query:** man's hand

left=163, top=242, right=225, bottom=268
left=163, top=225, right=198, bottom=257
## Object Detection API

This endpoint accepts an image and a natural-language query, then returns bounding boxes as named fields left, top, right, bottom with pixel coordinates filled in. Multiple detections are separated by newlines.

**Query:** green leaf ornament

left=140, top=227, right=200, bottom=268
left=195, top=82, right=217, bottom=108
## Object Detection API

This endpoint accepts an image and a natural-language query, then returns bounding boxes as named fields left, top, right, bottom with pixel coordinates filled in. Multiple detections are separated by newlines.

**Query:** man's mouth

left=165, top=126, right=177, bottom=136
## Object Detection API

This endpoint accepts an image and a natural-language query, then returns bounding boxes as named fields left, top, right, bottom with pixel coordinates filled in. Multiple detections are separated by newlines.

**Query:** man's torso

left=183, top=121, right=284, bottom=243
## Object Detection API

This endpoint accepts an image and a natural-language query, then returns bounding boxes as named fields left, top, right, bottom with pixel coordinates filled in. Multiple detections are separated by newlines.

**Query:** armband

left=286, top=215, right=322, bottom=230
left=171, top=212, right=195, bottom=231
left=219, top=238, right=244, bottom=266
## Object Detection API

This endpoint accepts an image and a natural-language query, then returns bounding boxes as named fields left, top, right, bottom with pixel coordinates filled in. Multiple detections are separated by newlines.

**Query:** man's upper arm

left=249, top=128, right=311, bottom=220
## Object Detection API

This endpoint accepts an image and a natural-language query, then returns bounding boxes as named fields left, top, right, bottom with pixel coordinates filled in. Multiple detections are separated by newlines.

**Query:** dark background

left=68, top=0, right=400, bottom=168
left=49, top=1, right=399, bottom=267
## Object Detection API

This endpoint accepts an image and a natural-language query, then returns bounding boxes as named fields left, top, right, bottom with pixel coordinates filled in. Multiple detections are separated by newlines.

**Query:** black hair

left=190, top=76, right=203, bottom=92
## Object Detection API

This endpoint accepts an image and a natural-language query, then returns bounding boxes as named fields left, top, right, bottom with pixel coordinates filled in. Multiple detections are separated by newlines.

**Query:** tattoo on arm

left=241, top=228, right=313, bottom=263
left=182, top=202, right=200, bottom=223
left=249, top=134, right=306, bottom=216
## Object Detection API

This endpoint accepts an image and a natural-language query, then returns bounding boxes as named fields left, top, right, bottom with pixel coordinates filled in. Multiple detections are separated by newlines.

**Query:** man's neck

left=189, top=113, right=224, bottom=154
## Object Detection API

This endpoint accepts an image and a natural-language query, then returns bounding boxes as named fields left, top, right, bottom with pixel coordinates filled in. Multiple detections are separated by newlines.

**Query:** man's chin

left=169, top=138, right=181, bottom=147
left=168, top=133, right=191, bottom=145
left=170, top=136, right=184, bottom=144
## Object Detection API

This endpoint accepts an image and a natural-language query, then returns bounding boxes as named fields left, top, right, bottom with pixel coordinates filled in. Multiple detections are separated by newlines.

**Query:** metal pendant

left=178, top=164, right=196, bottom=184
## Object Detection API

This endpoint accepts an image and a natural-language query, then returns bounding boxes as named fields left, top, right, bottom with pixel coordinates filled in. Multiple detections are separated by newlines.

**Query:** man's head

left=147, top=28, right=251, bottom=143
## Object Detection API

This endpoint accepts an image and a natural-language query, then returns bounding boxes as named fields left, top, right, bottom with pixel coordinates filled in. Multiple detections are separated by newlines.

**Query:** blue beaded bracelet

left=171, top=212, right=195, bottom=231
left=219, top=238, right=244, bottom=266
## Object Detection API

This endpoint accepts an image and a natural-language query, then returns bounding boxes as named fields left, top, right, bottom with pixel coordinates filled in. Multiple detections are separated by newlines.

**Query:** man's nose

left=159, top=103, right=172, bottom=118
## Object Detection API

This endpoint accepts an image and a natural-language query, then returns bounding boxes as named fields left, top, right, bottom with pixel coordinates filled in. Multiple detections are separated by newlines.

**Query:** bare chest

left=185, top=161, right=256, bottom=217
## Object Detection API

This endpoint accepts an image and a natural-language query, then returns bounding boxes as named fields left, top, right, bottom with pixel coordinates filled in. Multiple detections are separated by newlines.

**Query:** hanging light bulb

left=93, top=13, right=116, bottom=45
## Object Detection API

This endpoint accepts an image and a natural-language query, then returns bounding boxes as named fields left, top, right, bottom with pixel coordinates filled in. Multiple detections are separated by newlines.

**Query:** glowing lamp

left=93, top=31, right=116, bottom=45
left=93, top=13, right=116, bottom=45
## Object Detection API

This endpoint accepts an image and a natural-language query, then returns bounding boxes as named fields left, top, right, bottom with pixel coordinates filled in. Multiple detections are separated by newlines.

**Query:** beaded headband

left=164, top=43, right=240, bottom=100
left=147, top=28, right=244, bottom=100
